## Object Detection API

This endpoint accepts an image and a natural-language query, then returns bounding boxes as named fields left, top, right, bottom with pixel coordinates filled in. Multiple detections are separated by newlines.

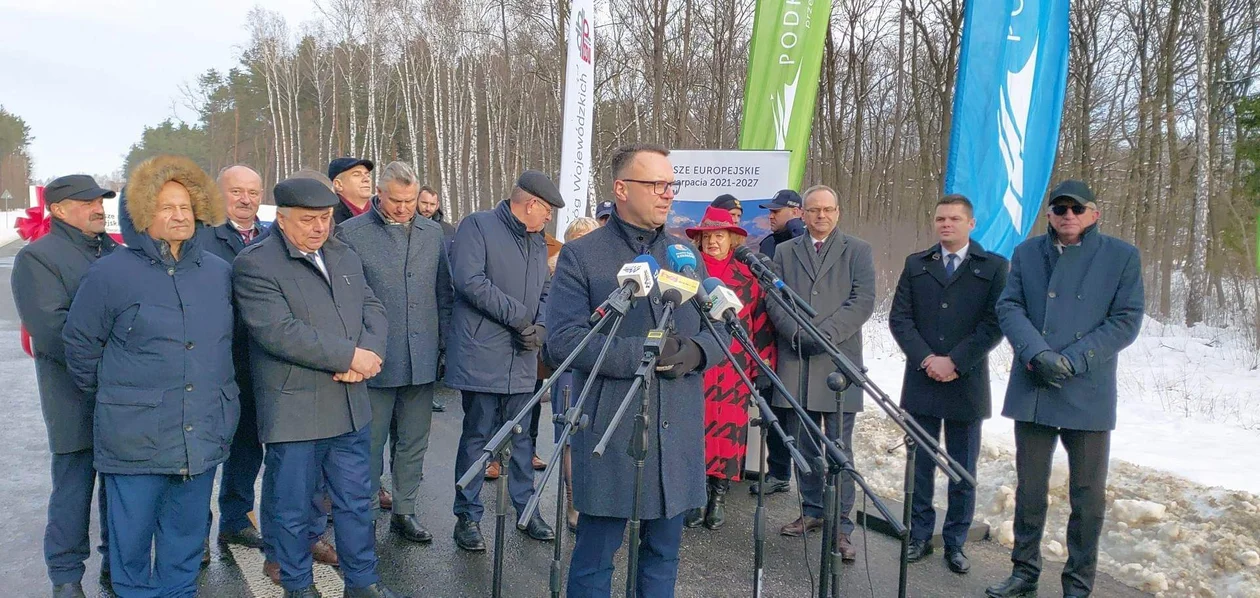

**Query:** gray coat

left=765, top=231, right=876, bottom=414
left=335, top=204, right=453, bottom=388
left=233, top=231, right=388, bottom=444
left=997, top=225, right=1144, bottom=431
left=545, top=212, right=728, bottom=520
left=11, top=219, right=118, bottom=454
left=445, top=200, right=549, bottom=395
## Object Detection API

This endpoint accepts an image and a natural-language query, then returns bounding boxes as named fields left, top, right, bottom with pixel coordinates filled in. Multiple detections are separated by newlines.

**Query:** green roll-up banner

left=738, top=0, right=833, bottom=190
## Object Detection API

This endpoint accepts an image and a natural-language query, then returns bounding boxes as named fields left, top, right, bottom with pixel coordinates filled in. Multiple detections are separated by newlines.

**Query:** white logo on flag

left=771, top=68, right=802, bottom=150
left=997, top=41, right=1037, bottom=235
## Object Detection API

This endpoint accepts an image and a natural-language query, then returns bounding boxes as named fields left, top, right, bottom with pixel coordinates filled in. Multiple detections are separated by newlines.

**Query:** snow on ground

left=851, top=314, right=1260, bottom=597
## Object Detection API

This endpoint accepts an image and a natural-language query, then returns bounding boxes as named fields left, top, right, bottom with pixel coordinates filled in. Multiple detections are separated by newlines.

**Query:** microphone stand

left=455, top=303, right=629, bottom=598
left=591, top=297, right=681, bottom=598
left=517, top=314, right=628, bottom=598
left=690, top=307, right=811, bottom=598
left=754, top=271, right=977, bottom=598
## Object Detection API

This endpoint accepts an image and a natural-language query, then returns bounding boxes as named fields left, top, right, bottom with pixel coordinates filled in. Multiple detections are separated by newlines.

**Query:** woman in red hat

left=682, top=206, right=778, bottom=530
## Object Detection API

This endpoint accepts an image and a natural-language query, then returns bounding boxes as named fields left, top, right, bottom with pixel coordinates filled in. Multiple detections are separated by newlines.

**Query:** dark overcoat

left=200, top=220, right=268, bottom=421
left=765, top=230, right=876, bottom=413
left=545, top=211, right=728, bottom=520
left=997, top=225, right=1144, bottom=431
left=62, top=193, right=237, bottom=476
left=11, top=218, right=118, bottom=454
left=445, top=200, right=549, bottom=395
left=889, top=240, right=1008, bottom=421
left=335, top=204, right=453, bottom=388
left=232, top=230, right=388, bottom=443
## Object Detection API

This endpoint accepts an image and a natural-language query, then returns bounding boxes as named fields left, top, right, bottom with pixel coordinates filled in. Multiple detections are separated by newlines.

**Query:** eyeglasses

left=620, top=179, right=681, bottom=196
left=1050, top=204, right=1087, bottom=216
left=805, top=207, right=838, bottom=216
left=532, top=198, right=553, bottom=217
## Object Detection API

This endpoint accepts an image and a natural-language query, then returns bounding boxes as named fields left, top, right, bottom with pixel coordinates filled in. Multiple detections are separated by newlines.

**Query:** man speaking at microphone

left=546, top=143, right=728, bottom=597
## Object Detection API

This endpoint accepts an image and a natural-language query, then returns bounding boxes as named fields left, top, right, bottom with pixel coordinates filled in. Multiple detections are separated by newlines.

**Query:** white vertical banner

left=554, top=0, right=595, bottom=238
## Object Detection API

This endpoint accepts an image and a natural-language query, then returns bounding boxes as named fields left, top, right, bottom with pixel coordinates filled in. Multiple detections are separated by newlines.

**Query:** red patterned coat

left=700, top=251, right=777, bottom=480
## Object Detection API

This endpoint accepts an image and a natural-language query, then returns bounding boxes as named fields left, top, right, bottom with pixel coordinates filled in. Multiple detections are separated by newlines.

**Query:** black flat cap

left=327, top=157, right=375, bottom=182
left=1047, top=179, right=1097, bottom=208
left=710, top=194, right=741, bottom=212
left=759, top=189, right=802, bottom=210
left=517, top=170, right=565, bottom=208
left=595, top=200, right=614, bottom=220
left=45, top=174, right=116, bottom=204
left=275, top=177, right=341, bottom=209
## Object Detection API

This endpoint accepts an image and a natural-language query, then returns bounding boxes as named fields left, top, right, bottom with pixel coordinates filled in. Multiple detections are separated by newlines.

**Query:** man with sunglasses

left=987, top=180, right=1144, bottom=598
left=447, top=170, right=563, bottom=551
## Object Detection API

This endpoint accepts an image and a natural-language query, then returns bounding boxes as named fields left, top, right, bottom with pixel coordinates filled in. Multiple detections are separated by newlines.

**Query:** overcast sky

left=0, top=0, right=314, bottom=181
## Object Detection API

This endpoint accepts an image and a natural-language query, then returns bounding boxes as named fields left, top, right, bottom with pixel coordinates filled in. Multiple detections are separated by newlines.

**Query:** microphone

left=666, top=244, right=699, bottom=277
left=655, top=270, right=698, bottom=304
left=702, top=277, right=744, bottom=324
left=732, top=245, right=818, bottom=318
left=589, top=255, right=659, bottom=324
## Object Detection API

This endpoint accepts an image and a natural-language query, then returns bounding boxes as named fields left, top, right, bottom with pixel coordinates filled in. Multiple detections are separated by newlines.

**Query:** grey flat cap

left=275, top=177, right=341, bottom=209
left=517, top=170, right=565, bottom=208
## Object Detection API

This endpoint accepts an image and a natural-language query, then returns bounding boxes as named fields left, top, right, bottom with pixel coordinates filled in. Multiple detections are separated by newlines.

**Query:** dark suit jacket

left=889, top=240, right=1007, bottom=421
left=200, top=221, right=267, bottom=411
left=232, top=231, right=388, bottom=443
left=765, top=230, right=876, bottom=413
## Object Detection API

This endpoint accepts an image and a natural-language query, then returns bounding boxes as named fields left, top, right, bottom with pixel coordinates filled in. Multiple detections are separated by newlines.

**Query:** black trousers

left=1012, top=421, right=1110, bottom=596
left=762, top=393, right=795, bottom=481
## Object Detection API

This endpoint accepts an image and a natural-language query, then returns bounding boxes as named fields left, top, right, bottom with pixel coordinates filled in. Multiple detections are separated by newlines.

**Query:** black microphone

left=732, top=246, right=818, bottom=318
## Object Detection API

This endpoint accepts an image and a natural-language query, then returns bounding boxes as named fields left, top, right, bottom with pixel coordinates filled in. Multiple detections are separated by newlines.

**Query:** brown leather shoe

left=378, top=488, right=393, bottom=511
left=485, top=461, right=501, bottom=480
left=532, top=455, right=546, bottom=470
left=310, top=539, right=339, bottom=567
left=779, top=515, right=823, bottom=537
left=836, top=533, right=857, bottom=562
left=263, top=559, right=281, bottom=585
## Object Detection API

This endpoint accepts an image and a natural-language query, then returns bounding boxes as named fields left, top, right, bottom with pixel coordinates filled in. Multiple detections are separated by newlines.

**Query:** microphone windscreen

left=666, top=244, right=698, bottom=273
left=702, top=277, right=724, bottom=294
left=634, top=254, right=661, bottom=274
left=661, top=288, right=683, bottom=306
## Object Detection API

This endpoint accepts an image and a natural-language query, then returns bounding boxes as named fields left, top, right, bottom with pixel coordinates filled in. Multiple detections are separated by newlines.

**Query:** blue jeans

left=264, top=426, right=378, bottom=591
left=45, top=449, right=108, bottom=585
left=104, top=471, right=214, bottom=598
left=567, top=513, right=685, bottom=598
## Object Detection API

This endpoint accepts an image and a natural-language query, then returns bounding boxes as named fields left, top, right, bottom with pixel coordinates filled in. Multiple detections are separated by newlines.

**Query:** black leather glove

left=656, top=335, right=704, bottom=379
left=753, top=373, right=773, bottom=393
left=515, top=324, right=546, bottom=352
left=1031, top=350, right=1074, bottom=389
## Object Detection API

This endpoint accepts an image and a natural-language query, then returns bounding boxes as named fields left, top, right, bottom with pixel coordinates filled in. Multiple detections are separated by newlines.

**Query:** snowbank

left=0, top=209, right=23, bottom=247
left=851, top=315, right=1260, bottom=596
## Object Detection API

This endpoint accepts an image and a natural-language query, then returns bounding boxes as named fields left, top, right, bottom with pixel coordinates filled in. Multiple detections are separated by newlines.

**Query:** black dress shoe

left=390, top=514, right=434, bottom=543
left=453, top=516, right=486, bottom=551
left=985, top=574, right=1038, bottom=597
left=518, top=512, right=556, bottom=542
left=749, top=475, right=790, bottom=495
left=432, top=399, right=446, bottom=413
left=344, top=583, right=410, bottom=598
left=52, top=583, right=86, bottom=598
left=703, top=478, right=728, bottom=530
left=944, top=547, right=970, bottom=574
left=219, top=525, right=265, bottom=549
left=284, top=587, right=322, bottom=598
left=905, top=539, right=933, bottom=562
left=683, top=508, right=704, bottom=528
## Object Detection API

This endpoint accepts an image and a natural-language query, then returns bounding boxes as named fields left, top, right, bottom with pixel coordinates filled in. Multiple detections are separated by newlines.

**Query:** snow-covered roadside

left=0, top=209, right=24, bottom=247
left=850, top=315, right=1260, bottom=596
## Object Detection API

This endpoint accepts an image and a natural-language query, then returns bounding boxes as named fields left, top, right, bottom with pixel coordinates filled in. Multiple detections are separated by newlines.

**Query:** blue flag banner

left=944, top=0, right=1070, bottom=257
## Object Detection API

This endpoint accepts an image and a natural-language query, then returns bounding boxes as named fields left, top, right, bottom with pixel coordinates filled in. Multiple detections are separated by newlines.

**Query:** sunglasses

left=1051, top=204, right=1087, bottom=216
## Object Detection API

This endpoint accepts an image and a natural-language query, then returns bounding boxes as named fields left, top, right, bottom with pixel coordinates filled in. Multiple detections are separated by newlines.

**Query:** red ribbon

left=15, top=186, right=47, bottom=357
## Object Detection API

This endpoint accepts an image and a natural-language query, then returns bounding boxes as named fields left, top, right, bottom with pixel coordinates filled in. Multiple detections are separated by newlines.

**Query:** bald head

left=218, top=165, right=263, bottom=227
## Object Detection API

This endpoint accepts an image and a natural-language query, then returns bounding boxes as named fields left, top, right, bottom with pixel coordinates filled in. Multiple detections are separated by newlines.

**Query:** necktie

left=814, top=240, right=823, bottom=253
left=945, top=253, right=957, bottom=278
left=239, top=227, right=257, bottom=244
left=306, top=253, right=329, bottom=283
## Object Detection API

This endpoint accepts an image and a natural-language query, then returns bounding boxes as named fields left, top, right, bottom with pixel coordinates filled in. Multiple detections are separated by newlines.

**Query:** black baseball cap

left=595, top=200, right=614, bottom=220
left=327, top=157, right=374, bottom=182
left=759, top=189, right=802, bottom=211
left=275, top=177, right=341, bottom=209
left=710, top=194, right=741, bottom=212
left=45, top=175, right=116, bottom=204
left=1047, top=179, right=1097, bottom=209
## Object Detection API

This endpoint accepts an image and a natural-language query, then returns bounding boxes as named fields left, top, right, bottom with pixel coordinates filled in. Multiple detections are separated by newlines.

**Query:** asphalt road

left=0, top=239, right=1149, bottom=598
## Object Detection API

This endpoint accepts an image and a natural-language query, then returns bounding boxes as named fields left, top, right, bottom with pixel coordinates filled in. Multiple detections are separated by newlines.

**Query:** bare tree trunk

left=1185, top=0, right=1211, bottom=325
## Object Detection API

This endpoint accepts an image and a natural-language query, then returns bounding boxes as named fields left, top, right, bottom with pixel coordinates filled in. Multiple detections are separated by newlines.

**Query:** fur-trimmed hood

left=124, top=155, right=225, bottom=232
